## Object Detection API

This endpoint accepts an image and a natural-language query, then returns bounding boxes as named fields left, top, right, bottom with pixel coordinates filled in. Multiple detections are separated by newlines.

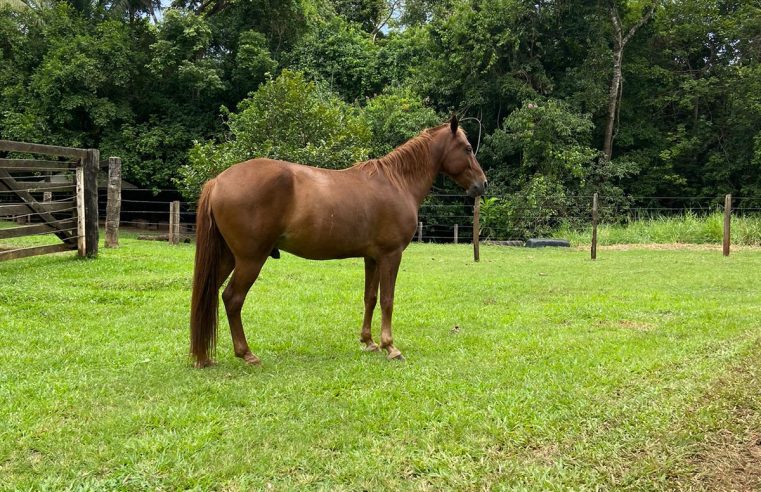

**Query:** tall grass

left=555, top=212, right=761, bottom=246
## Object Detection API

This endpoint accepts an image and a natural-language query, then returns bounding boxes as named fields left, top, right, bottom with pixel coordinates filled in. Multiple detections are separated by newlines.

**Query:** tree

left=331, top=0, right=386, bottom=33
left=178, top=70, right=372, bottom=199
left=288, top=17, right=381, bottom=102
left=363, top=86, right=439, bottom=156
left=480, top=99, right=598, bottom=191
left=602, top=0, right=659, bottom=160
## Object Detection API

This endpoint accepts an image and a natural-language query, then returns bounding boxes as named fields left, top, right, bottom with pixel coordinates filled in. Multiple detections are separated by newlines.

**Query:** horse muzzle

left=467, top=180, right=487, bottom=197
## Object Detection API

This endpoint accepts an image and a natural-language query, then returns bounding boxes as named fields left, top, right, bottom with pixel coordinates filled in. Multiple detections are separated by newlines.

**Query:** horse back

left=211, top=159, right=418, bottom=260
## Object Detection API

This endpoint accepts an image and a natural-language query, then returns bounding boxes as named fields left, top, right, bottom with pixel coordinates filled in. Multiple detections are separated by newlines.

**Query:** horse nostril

left=484, top=180, right=488, bottom=189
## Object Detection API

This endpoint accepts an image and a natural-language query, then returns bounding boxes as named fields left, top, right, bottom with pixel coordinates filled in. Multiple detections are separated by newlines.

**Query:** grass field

left=1, top=238, right=760, bottom=490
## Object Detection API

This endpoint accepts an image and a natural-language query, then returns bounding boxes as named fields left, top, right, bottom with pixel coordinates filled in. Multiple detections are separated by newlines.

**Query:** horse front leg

left=378, top=251, right=404, bottom=361
left=360, top=257, right=380, bottom=352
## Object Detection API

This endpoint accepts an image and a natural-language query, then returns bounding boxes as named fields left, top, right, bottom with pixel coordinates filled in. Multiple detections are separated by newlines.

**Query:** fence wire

left=82, top=192, right=761, bottom=246
left=4, top=190, right=757, bottom=247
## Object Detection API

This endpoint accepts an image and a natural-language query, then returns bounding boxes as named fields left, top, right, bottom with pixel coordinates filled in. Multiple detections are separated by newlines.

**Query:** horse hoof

left=242, top=353, right=261, bottom=366
left=194, top=359, right=215, bottom=369
left=363, top=342, right=380, bottom=352
left=386, top=350, right=405, bottom=361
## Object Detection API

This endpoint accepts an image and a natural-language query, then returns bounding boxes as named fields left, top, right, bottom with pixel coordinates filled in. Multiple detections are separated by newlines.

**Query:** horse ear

left=450, top=113, right=458, bottom=134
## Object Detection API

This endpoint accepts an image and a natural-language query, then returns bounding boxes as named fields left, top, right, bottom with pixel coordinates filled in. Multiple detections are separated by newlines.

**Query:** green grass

left=0, top=220, right=65, bottom=249
left=556, top=212, right=761, bottom=246
left=1, top=239, right=760, bottom=490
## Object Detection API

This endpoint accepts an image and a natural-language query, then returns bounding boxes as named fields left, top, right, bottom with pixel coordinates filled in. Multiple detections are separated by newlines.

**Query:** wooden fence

left=0, top=140, right=101, bottom=261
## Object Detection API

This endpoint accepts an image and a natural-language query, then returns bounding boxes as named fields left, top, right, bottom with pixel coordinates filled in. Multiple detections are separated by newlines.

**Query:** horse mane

left=353, top=124, right=448, bottom=189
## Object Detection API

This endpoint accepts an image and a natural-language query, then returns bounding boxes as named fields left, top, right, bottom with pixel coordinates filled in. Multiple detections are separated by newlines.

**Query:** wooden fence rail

left=0, top=140, right=100, bottom=261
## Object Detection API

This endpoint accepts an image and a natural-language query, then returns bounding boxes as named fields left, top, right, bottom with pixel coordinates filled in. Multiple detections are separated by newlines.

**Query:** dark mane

left=353, top=124, right=447, bottom=189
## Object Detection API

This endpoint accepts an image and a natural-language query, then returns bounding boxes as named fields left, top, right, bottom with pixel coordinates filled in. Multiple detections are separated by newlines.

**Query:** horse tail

left=190, top=179, right=224, bottom=365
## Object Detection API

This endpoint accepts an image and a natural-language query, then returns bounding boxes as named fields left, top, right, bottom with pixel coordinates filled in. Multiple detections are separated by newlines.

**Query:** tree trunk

left=603, top=46, right=623, bottom=160
left=603, top=1, right=659, bottom=161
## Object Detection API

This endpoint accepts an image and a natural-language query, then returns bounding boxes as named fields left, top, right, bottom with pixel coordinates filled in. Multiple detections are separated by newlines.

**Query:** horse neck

left=373, top=133, right=441, bottom=205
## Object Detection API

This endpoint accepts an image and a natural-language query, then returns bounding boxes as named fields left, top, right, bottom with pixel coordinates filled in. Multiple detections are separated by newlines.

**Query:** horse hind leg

left=222, top=256, right=267, bottom=365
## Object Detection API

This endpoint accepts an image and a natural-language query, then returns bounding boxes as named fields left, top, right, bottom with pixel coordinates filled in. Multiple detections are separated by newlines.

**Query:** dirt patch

left=680, top=338, right=761, bottom=491
left=691, top=431, right=761, bottom=491
left=617, top=319, right=654, bottom=331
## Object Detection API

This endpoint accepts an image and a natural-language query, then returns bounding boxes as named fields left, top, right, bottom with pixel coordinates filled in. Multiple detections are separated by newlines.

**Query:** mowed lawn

left=1, top=239, right=760, bottom=490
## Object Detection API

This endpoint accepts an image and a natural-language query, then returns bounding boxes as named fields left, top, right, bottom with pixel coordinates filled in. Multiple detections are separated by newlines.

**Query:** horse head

left=436, top=115, right=488, bottom=197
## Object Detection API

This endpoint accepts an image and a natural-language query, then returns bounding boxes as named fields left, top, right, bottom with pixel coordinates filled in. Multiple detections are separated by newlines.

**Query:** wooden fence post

left=454, top=224, right=459, bottom=244
left=174, top=202, right=181, bottom=244
left=723, top=193, right=732, bottom=257
left=105, top=156, right=121, bottom=248
left=417, top=221, right=423, bottom=242
left=84, top=149, right=99, bottom=257
left=169, top=201, right=175, bottom=244
left=75, top=165, right=86, bottom=257
left=473, top=198, right=480, bottom=262
left=591, top=193, right=598, bottom=260
left=43, top=192, right=52, bottom=203
left=169, top=201, right=180, bottom=245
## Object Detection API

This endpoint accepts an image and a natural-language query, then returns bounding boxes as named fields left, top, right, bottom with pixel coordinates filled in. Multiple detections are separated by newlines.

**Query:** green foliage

left=0, top=4, right=134, bottom=147
left=375, top=26, right=429, bottom=87
left=363, top=86, right=439, bottom=157
left=0, top=0, right=760, bottom=206
left=480, top=99, right=599, bottom=203
left=178, top=70, right=371, bottom=199
left=479, top=175, right=574, bottom=240
left=230, top=30, right=277, bottom=100
left=416, top=0, right=535, bottom=113
left=288, top=17, right=381, bottom=102
left=331, top=0, right=385, bottom=33
left=106, top=118, right=198, bottom=190
left=148, top=9, right=223, bottom=99
left=503, top=100, right=597, bottom=182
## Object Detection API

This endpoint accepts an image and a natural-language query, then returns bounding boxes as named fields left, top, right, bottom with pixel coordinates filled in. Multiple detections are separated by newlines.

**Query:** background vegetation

left=1, top=0, right=759, bottom=206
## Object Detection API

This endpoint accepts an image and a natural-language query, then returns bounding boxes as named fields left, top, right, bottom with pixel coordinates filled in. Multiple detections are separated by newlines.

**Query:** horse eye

left=465, top=147, right=473, bottom=154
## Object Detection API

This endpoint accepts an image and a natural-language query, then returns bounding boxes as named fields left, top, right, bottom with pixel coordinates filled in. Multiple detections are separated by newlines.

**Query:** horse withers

left=190, top=115, right=487, bottom=367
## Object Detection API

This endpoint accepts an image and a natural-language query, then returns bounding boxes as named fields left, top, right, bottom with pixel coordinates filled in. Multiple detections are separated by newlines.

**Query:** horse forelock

left=355, top=125, right=446, bottom=189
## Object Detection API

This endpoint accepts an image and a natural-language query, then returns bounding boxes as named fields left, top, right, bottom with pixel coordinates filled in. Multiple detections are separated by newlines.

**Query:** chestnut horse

left=190, top=115, right=487, bottom=367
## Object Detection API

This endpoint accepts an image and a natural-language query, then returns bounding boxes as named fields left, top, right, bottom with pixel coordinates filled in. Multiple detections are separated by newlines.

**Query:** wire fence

left=84, top=190, right=761, bottom=247
left=3, top=180, right=760, bottom=249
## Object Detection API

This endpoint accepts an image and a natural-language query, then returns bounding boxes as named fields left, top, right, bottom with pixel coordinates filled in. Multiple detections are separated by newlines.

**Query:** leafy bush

left=480, top=100, right=598, bottom=194
left=178, top=70, right=371, bottom=200
left=480, top=175, right=576, bottom=240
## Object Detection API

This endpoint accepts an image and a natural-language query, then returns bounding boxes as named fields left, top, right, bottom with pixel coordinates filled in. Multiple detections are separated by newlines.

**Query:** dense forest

left=1, top=0, right=759, bottom=207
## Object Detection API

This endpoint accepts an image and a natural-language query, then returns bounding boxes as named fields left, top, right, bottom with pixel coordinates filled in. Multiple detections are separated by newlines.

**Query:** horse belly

left=278, top=210, right=374, bottom=260
left=275, top=170, right=417, bottom=260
